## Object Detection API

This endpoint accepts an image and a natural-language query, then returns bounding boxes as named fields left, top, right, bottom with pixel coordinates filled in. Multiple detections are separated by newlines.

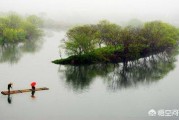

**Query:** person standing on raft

left=31, top=82, right=36, bottom=97
left=8, top=83, right=13, bottom=93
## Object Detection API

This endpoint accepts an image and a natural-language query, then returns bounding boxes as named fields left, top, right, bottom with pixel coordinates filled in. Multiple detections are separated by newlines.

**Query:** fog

left=0, top=0, right=179, bottom=25
left=1, top=1, right=179, bottom=120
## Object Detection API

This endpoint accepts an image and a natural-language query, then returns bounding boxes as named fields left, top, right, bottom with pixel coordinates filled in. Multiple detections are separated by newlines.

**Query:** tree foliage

left=0, top=13, right=43, bottom=45
left=65, top=25, right=98, bottom=55
left=142, top=21, right=179, bottom=49
left=96, top=20, right=122, bottom=47
left=26, top=15, right=43, bottom=27
left=64, top=20, right=179, bottom=57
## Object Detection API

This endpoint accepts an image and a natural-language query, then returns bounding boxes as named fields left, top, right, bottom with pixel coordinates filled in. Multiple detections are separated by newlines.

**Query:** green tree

left=96, top=20, right=122, bottom=47
left=26, top=15, right=43, bottom=27
left=119, top=26, right=148, bottom=59
left=2, top=28, right=26, bottom=43
left=6, top=13, right=22, bottom=29
left=0, top=13, right=43, bottom=45
left=65, top=25, right=97, bottom=55
left=21, top=21, right=39, bottom=39
left=142, top=21, right=179, bottom=50
left=61, top=20, right=179, bottom=65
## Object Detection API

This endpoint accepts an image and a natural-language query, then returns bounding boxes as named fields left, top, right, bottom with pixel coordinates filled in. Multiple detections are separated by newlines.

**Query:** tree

left=0, top=13, right=43, bottom=45
left=21, top=21, right=40, bottom=39
left=142, top=21, right=179, bottom=50
left=65, top=25, right=97, bottom=55
left=6, top=13, right=22, bottom=29
left=62, top=20, right=179, bottom=63
left=2, top=28, right=26, bottom=43
left=96, top=20, right=122, bottom=47
left=123, top=27, right=147, bottom=58
left=26, top=15, right=43, bottom=27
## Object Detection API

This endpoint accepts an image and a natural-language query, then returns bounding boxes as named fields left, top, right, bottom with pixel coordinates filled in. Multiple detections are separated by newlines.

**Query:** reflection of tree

left=0, top=44, right=21, bottom=64
left=107, top=49, right=177, bottom=90
left=58, top=48, right=178, bottom=92
left=20, top=39, right=43, bottom=53
left=59, top=64, right=113, bottom=91
left=0, top=38, right=43, bottom=64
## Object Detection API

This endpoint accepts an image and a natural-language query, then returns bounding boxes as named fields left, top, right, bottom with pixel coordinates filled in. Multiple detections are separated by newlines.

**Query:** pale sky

left=0, top=0, right=179, bottom=25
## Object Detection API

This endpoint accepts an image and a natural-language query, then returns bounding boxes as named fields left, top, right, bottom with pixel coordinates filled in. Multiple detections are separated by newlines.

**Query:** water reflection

left=0, top=38, right=43, bottom=64
left=7, top=94, right=12, bottom=104
left=59, top=64, right=111, bottom=91
left=58, top=48, right=178, bottom=92
left=31, top=91, right=36, bottom=98
left=106, top=50, right=177, bottom=90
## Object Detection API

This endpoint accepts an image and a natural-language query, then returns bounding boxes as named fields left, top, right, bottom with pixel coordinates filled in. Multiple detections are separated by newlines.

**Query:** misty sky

left=0, top=0, right=179, bottom=25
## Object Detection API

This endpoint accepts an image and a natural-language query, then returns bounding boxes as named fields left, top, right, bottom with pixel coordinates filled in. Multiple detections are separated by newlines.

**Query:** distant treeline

left=0, top=13, right=43, bottom=45
left=53, top=20, right=179, bottom=65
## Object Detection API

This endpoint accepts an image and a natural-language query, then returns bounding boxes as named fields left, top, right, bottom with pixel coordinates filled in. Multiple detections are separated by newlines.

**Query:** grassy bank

left=52, top=46, right=170, bottom=65
left=53, top=46, right=122, bottom=65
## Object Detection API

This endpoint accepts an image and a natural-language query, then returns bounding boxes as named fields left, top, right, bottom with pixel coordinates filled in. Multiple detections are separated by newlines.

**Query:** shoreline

left=52, top=46, right=175, bottom=65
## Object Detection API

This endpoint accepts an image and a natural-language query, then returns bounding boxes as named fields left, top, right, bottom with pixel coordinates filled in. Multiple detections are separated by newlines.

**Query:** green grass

left=52, top=45, right=177, bottom=65
left=52, top=46, right=123, bottom=65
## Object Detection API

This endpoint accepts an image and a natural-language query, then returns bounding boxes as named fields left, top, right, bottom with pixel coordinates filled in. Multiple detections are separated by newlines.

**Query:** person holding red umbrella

left=31, top=82, right=36, bottom=97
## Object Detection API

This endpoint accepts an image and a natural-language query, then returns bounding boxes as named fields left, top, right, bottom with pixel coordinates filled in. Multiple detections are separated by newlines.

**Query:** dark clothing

left=32, top=86, right=35, bottom=90
left=31, top=86, right=35, bottom=97
left=8, top=84, right=12, bottom=92
left=8, top=84, right=12, bottom=90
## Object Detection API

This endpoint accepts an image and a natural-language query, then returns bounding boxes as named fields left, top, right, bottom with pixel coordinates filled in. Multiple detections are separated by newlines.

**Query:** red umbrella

left=31, top=82, right=36, bottom=87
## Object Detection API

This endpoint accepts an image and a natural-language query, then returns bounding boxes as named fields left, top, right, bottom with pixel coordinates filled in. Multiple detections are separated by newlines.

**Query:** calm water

left=0, top=29, right=179, bottom=120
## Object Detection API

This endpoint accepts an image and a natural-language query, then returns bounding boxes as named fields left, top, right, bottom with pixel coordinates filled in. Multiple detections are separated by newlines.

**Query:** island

left=53, top=20, right=179, bottom=65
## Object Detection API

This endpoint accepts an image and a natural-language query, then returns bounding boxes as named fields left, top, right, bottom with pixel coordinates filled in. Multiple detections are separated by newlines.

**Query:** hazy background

left=0, top=0, right=179, bottom=26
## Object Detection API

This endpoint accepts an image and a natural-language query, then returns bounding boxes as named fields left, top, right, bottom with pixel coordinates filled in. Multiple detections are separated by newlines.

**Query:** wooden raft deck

left=1, top=87, right=49, bottom=95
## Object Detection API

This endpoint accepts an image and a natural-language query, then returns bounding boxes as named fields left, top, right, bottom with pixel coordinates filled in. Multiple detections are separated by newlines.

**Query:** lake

left=1, top=0, right=179, bottom=119
left=0, top=29, right=179, bottom=120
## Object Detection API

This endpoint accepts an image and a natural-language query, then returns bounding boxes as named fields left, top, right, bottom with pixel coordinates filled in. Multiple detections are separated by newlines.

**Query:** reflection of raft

left=1, top=87, right=49, bottom=95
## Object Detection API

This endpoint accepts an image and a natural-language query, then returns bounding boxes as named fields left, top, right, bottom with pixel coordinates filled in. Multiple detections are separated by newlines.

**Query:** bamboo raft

left=1, top=87, right=49, bottom=95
